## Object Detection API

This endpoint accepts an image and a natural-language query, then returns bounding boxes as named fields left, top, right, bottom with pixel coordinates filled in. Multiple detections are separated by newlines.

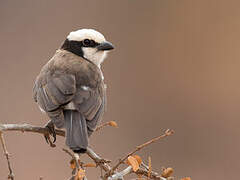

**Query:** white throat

left=82, top=47, right=107, bottom=68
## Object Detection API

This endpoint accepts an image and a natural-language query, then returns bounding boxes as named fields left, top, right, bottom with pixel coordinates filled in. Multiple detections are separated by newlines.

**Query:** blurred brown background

left=0, top=0, right=239, bottom=179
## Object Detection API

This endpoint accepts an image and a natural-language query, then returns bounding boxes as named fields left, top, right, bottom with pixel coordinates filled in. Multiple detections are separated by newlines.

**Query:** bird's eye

left=83, top=39, right=91, bottom=46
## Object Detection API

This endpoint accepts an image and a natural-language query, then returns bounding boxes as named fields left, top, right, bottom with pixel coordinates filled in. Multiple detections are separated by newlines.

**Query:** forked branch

left=0, top=123, right=174, bottom=180
left=105, top=129, right=174, bottom=179
left=0, top=132, right=14, bottom=180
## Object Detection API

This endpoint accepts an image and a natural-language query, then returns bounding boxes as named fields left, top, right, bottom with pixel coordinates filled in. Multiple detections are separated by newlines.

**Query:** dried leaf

left=137, top=173, right=146, bottom=180
left=181, top=177, right=191, bottom=180
left=75, top=168, right=85, bottom=180
left=132, top=155, right=142, bottom=165
left=161, top=167, right=174, bottom=178
left=109, top=121, right=118, bottom=127
left=137, top=174, right=143, bottom=178
left=148, top=156, right=152, bottom=179
left=127, top=156, right=139, bottom=172
left=126, top=155, right=142, bottom=165
left=83, top=163, right=97, bottom=168
left=70, top=159, right=76, bottom=169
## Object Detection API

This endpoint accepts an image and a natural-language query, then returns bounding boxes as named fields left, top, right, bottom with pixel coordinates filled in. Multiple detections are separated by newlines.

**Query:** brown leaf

left=127, top=156, right=139, bottom=172
left=137, top=173, right=146, bottom=180
left=132, top=155, right=142, bottom=165
left=75, top=168, right=85, bottom=180
left=181, top=177, right=191, bottom=180
left=70, top=159, right=76, bottom=169
left=137, top=174, right=143, bottom=178
left=83, top=163, right=97, bottom=168
left=161, top=167, right=174, bottom=178
left=109, top=121, right=118, bottom=127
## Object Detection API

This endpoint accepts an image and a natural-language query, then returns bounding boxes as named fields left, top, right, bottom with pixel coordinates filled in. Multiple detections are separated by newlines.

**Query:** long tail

left=64, top=110, right=88, bottom=153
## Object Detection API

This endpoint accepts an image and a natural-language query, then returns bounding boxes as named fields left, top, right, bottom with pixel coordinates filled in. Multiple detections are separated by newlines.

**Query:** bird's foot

left=44, top=120, right=56, bottom=147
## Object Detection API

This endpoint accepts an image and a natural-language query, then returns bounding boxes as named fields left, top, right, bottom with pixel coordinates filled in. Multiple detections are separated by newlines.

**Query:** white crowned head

left=67, top=29, right=114, bottom=67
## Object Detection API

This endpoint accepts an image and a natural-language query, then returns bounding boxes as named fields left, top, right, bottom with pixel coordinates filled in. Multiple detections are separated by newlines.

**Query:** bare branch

left=0, top=123, right=112, bottom=178
left=135, top=168, right=161, bottom=180
left=63, top=148, right=76, bottom=162
left=95, top=121, right=118, bottom=132
left=0, top=123, right=174, bottom=180
left=0, top=121, right=117, bottom=136
left=0, top=131, right=14, bottom=180
left=105, top=129, right=174, bottom=178
left=108, top=166, right=132, bottom=180
left=86, top=147, right=111, bottom=172
left=137, top=129, right=174, bottom=150
left=63, top=148, right=84, bottom=180
left=0, top=123, right=65, bottom=137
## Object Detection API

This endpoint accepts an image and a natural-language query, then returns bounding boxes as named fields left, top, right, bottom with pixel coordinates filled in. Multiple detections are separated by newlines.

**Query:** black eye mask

left=61, top=39, right=85, bottom=57
left=82, top=39, right=99, bottom=48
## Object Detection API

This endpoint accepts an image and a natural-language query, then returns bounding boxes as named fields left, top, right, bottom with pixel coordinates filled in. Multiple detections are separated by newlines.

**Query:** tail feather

left=64, top=110, right=88, bottom=151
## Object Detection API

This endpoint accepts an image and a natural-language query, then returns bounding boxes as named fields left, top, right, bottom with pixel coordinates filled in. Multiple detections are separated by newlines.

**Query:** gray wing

left=34, top=68, right=106, bottom=132
left=33, top=71, right=76, bottom=127
left=73, top=83, right=107, bottom=134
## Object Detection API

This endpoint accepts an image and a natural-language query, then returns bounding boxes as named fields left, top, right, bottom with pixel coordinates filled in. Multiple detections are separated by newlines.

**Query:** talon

left=52, top=130, right=56, bottom=143
left=44, top=134, right=49, bottom=144
left=44, top=120, right=57, bottom=147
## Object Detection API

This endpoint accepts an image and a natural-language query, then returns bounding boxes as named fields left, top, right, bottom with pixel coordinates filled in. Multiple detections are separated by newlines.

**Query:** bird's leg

left=44, top=120, right=57, bottom=147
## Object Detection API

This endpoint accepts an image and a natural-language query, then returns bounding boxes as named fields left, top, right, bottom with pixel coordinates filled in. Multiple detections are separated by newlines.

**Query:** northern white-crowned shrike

left=33, top=29, right=114, bottom=153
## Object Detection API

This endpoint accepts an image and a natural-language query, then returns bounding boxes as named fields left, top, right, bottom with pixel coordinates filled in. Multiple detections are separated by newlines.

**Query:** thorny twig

left=105, top=129, right=174, bottom=179
left=0, top=131, right=14, bottom=180
left=0, top=123, right=174, bottom=180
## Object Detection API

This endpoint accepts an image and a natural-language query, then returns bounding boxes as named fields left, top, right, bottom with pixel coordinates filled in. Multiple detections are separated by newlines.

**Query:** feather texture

left=33, top=49, right=106, bottom=150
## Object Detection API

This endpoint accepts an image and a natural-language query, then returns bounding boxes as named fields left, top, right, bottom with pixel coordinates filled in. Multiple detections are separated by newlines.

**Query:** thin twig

left=0, top=131, right=14, bottom=180
left=63, top=148, right=76, bottom=161
left=0, top=120, right=116, bottom=136
left=0, top=123, right=173, bottom=180
left=0, top=123, right=65, bottom=137
left=63, top=148, right=83, bottom=169
left=95, top=122, right=111, bottom=131
left=108, top=166, right=132, bottom=180
left=63, top=148, right=89, bottom=180
left=148, top=156, right=152, bottom=180
left=86, top=147, right=111, bottom=172
left=137, top=129, right=174, bottom=149
left=0, top=123, right=111, bottom=178
left=135, top=168, right=162, bottom=180
left=95, top=121, right=118, bottom=132
left=105, top=129, right=174, bottom=178
left=141, top=162, right=150, bottom=170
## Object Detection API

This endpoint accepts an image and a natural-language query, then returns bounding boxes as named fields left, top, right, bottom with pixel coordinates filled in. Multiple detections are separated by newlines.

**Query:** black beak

left=97, top=41, right=114, bottom=51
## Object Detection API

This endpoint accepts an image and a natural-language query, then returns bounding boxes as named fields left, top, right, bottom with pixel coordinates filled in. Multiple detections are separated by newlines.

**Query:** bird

left=33, top=29, right=114, bottom=153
